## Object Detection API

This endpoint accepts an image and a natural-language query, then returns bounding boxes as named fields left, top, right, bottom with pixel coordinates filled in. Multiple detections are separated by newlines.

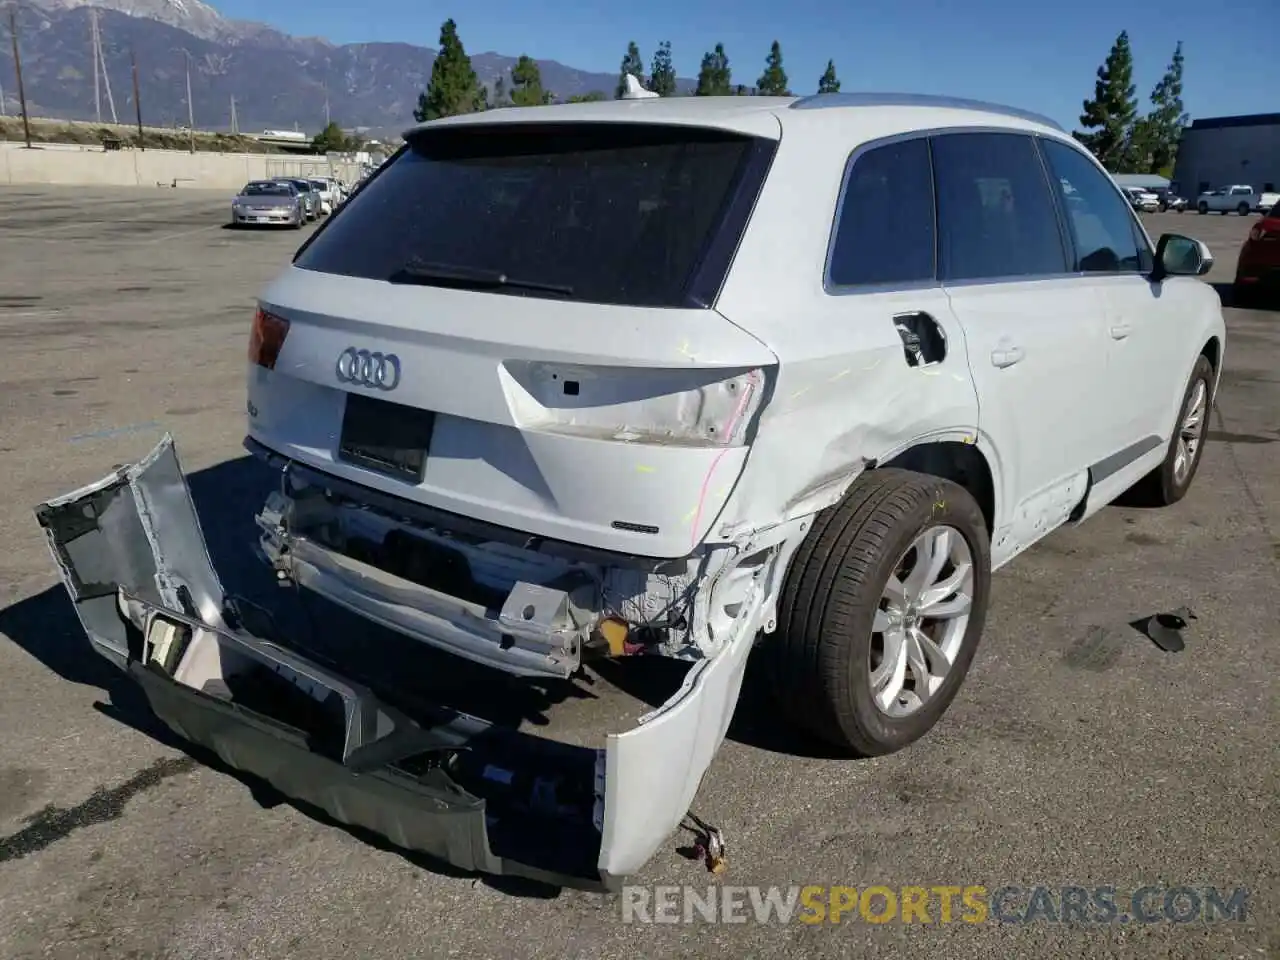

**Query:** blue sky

left=214, top=0, right=1276, bottom=130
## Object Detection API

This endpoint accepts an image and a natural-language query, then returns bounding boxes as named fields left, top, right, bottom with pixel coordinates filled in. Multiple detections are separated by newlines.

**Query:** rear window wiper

left=387, top=261, right=575, bottom=297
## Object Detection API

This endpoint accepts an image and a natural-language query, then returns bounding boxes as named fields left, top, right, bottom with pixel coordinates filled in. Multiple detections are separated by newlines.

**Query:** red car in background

left=1234, top=209, right=1280, bottom=305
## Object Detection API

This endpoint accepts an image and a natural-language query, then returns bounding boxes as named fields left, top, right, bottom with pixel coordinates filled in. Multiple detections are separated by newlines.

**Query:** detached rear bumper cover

left=35, top=436, right=760, bottom=888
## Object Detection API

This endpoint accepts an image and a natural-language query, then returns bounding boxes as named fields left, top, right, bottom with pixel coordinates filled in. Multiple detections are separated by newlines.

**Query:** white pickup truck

left=1197, top=184, right=1258, bottom=215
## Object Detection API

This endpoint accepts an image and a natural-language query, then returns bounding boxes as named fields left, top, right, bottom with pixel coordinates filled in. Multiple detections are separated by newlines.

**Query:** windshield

left=310, top=180, right=327, bottom=189
left=241, top=182, right=293, bottom=197
left=288, top=180, right=311, bottom=192
left=293, top=122, right=766, bottom=307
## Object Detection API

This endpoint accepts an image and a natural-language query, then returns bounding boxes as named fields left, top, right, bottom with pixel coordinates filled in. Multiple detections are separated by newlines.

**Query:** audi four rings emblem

left=336, top=347, right=401, bottom=390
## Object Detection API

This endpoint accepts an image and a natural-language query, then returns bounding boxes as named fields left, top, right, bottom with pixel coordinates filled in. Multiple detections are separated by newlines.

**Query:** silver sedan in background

left=230, top=180, right=305, bottom=229
left=275, top=178, right=320, bottom=221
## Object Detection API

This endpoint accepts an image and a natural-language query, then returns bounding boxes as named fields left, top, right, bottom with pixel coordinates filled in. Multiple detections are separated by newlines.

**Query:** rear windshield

left=243, top=182, right=292, bottom=196
left=293, top=123, right=763, bottom=307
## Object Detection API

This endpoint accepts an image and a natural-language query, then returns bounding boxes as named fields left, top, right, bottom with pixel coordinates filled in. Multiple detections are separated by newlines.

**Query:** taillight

left=501, top=365, right=771, bottom=448
left=248, top=308, right=290, bottom=369
left=1251, top=221, right=1279, bottom=241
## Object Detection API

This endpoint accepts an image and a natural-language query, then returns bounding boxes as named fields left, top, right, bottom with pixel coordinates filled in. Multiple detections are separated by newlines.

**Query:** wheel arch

left=1200, top=335, right=1221, bottom=375
left=875, top=440, right=997, bottom=535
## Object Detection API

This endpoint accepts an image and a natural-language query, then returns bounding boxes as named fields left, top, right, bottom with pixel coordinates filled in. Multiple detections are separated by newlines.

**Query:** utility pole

left=8, top=7, right=31, bottom=148
left=0, top=73, right=6, bottom=117
left=91, top=8, right=100, bottom=122
left=229, top=94, right=237, bottom=134
left=183, top=49, right=194, bottom=152
left=130, top=47, right=144, bottom=148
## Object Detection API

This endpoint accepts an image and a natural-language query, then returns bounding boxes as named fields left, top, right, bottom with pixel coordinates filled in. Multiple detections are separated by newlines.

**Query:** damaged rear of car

left=38, top=107, right=804, bottom=889
left=44, top=99, right=1151, bottom=887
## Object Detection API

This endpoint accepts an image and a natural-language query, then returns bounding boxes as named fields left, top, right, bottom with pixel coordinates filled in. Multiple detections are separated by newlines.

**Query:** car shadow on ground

left=1212, top=281, right=1280, bottom=312
left=0, top=453, right=848, bottom=894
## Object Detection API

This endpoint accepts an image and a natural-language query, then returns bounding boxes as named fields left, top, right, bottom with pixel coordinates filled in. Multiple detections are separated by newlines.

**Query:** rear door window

left=930, top=131, right=1068, bottom=282
left=827, top=137, right=935, bottom=287
left=294, top=123, right=766, bottom=307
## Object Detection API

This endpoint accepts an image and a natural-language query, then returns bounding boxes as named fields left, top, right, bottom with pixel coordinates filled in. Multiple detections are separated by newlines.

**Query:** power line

left=183, top=49, right=194, bottom=152
left=91, top=8, right=100, bottom=121
left=96, top=11, right=117, bottom=123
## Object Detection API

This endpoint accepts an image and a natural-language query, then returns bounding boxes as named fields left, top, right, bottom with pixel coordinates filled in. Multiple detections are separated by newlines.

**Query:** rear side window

left=931, top=132, right=1067, bottom=281
left=828, top=137, right=935, bottom=287
left=1040, top=139, right=1145, bottom=273
left=295, top=123, right=763, bottom=308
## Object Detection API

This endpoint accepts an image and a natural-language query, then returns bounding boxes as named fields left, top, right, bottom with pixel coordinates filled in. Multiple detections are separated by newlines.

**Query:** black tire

left=1198, top=202, right=1208, bottom=214
left=1125, top=355, right=1214, bottom=507
left=770, top=469, right=991, bottom=756
left=1238, top=203, right=1251, bottom=216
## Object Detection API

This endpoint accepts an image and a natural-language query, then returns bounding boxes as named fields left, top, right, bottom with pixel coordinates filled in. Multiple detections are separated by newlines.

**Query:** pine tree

left=1074, top=30, right=1139, bottom=171
left=648, top=40, right=677, bottom=97
left=616, top=42, right=645, bottom=98
left=510, top=55, right=553, bottom=106
left=1142, top=41, right=1188, bottom=175
left=414, top=19, right=485, bottom=122
left=695, top=43, right=732, bottom=96
left=312, top=121, right=353, bottom=153
left=755, top=41, right=790, bottom=96
left=818, top=60, right=840, bottom=94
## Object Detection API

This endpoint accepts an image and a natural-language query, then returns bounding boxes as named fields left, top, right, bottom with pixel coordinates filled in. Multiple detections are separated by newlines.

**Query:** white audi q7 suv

left=39, top=91, right=1225, bottom=891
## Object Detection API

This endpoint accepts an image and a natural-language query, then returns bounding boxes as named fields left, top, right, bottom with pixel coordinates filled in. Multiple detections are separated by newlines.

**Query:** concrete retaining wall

left=0, top=142, right=363, bottom=189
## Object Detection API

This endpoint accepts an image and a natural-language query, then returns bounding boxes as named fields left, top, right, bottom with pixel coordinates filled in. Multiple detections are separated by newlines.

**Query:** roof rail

left=789, top=92, right=1065, bottom=132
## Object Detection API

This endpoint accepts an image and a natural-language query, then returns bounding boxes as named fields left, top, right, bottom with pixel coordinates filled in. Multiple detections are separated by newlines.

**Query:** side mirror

left=1151, top=233, right=1214, bottom=281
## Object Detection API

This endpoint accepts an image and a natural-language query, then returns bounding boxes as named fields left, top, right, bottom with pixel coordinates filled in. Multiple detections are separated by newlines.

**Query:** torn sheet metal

left=35, top=435, right=777, bottom=889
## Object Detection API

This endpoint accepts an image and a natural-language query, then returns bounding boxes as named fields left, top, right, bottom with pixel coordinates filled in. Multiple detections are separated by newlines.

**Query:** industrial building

left=1172, top=113, right=1280, bottom=196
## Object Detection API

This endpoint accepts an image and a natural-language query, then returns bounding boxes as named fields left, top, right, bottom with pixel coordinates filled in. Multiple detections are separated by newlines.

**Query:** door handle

left=990, top=345, right=1024, bottom=368
left=1110, top=322, right=1133, bottom=340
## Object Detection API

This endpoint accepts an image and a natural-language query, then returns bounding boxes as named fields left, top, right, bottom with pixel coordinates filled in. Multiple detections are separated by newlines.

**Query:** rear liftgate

left=35, top=436, right=785, bottom=888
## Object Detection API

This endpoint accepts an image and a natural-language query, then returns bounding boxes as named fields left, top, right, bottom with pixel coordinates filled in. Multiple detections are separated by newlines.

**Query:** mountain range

left=0, top=0, right=694, bottom=138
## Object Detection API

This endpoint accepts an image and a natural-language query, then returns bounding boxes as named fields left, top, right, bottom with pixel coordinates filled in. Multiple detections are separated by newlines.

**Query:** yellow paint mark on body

left=635, top=465, right=656, bottom=474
